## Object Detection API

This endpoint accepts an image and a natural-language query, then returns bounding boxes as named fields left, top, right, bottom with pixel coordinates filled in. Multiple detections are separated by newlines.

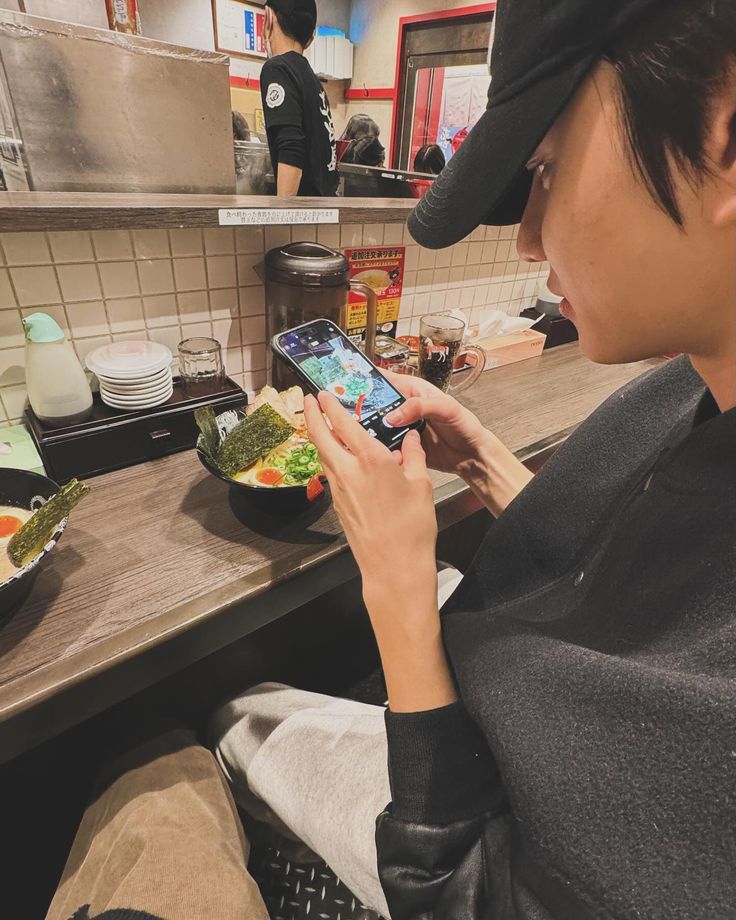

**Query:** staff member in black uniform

left=261, top=0, right=338, bottom=197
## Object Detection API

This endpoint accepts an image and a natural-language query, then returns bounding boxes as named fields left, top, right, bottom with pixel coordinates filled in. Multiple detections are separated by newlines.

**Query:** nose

left=516, top=175, right=547, bottom=264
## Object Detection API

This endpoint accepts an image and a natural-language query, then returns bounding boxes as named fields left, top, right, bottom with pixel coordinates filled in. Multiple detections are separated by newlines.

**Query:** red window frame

left=388, top=3, right=495, bottom=168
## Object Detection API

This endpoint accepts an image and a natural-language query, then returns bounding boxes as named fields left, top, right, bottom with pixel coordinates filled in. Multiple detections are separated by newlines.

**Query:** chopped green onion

left=270, top=443, right=322, bottom=486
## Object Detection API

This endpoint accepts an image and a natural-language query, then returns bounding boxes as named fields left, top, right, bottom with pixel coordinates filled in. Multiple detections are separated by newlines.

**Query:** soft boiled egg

left=0, top=505, right=31, bottom=583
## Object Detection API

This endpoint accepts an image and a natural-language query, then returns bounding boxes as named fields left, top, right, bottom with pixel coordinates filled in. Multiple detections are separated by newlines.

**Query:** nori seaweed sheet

left=194, top=405, right=221, bottom=460
left=216, top=404, right=294, bottom=477
left=8, top=479, right=90, bottom=568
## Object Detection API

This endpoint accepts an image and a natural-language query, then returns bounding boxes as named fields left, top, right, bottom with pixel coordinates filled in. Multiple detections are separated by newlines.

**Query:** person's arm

left=304, top=392, right=508, bottom=918
left=276, top=162, right=303, bottom=196
left=459, top=432, right=535, bottom=517
left=366, top=561, right=507, bottom=919
left=385, top=371, right=534, bottom=517
left=268, top=124, right=305, bottom=195
left=376, top=702, right=508, bottom=920
left=260, top=62, right=305, bottom=197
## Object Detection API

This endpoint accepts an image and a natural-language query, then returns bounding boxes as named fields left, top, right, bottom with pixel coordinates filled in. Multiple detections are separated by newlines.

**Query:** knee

left=207, top=681, right=295, bottom=764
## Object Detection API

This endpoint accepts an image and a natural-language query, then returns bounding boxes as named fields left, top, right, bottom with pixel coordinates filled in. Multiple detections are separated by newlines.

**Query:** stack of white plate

left=86, top=341, right=174, bottom=411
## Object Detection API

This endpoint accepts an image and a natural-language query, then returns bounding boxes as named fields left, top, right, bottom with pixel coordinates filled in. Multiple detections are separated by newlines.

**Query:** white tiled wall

left=0, top=222, right=547, bottom=425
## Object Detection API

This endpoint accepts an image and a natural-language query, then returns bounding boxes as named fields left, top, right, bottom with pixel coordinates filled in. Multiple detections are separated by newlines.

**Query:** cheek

left=544, top=152, right=665, bottom=315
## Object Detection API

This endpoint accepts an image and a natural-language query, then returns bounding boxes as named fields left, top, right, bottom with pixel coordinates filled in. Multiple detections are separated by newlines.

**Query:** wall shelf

left=0, top=192, right=415, bottom=233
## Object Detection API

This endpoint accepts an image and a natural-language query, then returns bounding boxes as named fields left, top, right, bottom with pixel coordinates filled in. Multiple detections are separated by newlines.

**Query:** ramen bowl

left=196, top=447, right=328, bottom=514
left=0, top=469, right=65, bottom=621
left=196, top=406, right=329, bottom=515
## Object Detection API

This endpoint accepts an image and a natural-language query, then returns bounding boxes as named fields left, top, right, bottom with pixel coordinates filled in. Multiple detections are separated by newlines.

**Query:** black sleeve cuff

left=277, top=152, right=304, bottom=169
left=268, top=124, right=305, bottom=170
left=384, top=700, right=504, bottom=824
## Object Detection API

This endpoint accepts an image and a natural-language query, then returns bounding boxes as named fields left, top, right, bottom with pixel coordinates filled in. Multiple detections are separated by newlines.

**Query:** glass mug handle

left=446, top=345, right=486, bottom=395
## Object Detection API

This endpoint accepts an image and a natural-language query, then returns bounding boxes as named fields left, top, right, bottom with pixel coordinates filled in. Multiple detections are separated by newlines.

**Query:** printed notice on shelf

left=218, top=208, right=340, bottom=226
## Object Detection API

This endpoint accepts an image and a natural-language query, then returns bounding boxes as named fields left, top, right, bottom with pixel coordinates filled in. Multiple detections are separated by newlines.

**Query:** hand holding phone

left=271, top=319, right=424, bottom=450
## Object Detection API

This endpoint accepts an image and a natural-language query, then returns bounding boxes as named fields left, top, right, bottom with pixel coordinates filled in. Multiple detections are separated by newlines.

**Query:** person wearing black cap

left=259, top=0, right=338, bottom=197
left=213, top=0, right=736, bottom=918
left=44, top=1, right=735, bottom=918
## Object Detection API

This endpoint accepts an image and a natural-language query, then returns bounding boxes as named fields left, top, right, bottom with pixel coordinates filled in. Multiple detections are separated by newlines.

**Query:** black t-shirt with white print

left=260, top=51, right=338, bottom=196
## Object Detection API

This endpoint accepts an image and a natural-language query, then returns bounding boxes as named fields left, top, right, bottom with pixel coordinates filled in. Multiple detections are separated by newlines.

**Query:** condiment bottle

left=23, top=312, right=93, bottom=428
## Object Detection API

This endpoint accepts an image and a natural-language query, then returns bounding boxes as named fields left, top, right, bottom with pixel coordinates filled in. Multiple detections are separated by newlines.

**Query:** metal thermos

left=264, top=242, right=378, bottom=389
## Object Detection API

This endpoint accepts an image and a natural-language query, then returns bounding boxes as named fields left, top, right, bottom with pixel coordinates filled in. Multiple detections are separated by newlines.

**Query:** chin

left=577, top=329, right=660, bottom=366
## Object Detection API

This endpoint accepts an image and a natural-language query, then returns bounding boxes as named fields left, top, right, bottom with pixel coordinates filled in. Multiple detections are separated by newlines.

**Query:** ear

left=708, top=66, right=736, bottom=228
left=264, top=6, right=275, bottom=39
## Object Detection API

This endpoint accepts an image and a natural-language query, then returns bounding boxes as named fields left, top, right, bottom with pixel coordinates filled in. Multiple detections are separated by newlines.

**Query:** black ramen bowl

left=0, top=469, right=65, bottom=621
left=196, top=447, right=329, bottom=515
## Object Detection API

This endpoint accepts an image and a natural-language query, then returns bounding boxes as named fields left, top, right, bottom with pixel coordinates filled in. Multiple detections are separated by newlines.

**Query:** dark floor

left=247, top=820, right=384, bottom=920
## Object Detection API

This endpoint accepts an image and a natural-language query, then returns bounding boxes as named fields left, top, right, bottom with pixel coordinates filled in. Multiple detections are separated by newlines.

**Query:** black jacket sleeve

left=260, top=59, right=305, bottom=169
left=268, top=124, right=305, bottom=170
left=375, top=700, right=509, bottom=919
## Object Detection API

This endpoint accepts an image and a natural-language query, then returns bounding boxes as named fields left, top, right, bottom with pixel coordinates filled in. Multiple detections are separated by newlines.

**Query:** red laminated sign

left=343, top=246, right=406, bottom=340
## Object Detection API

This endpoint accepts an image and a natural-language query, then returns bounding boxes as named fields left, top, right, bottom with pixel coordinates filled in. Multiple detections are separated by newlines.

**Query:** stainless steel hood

left=0, top=10, right=235, bottom=194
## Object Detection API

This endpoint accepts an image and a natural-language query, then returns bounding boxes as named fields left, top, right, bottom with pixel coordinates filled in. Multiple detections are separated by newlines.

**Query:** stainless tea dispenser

left=264, top=242, right=378, bottom=389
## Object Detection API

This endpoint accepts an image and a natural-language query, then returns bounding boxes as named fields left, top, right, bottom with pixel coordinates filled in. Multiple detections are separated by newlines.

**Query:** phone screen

left=277, top=320, right=410, bottom=444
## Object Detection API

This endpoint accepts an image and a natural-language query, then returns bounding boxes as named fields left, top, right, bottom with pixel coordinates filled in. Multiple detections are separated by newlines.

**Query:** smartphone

left=271, top=318, right=423, bottom=450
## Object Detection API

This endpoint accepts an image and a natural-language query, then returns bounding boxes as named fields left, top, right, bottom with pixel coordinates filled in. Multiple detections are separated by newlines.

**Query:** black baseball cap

left=408, top=0, right=668, bottom=249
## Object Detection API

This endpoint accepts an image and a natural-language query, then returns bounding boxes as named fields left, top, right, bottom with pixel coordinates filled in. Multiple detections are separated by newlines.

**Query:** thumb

left=386, top=396, right=425, bottom=426
left=401, top=429, right=428, bottom=480
left=387, top=394, right=457, bottom=428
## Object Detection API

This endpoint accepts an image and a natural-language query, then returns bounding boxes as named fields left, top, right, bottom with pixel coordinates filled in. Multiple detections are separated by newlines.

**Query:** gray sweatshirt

left=377, top=356, right=736, bottom=920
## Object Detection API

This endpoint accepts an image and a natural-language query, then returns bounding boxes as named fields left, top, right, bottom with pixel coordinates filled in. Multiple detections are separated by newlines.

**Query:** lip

left=559, top=297, right=575, bottom=320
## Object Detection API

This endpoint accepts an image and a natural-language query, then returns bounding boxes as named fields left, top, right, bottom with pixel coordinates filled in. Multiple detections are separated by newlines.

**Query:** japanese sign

left=344, top=246, right=406, bottom=340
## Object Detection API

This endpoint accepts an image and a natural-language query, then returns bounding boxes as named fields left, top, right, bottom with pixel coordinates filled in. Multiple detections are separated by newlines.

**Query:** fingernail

left=386, top=409, right=403, bottom=423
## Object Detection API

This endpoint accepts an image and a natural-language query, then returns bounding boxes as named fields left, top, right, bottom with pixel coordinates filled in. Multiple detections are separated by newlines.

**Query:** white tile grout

left=0, top=226, right=546, bottom=424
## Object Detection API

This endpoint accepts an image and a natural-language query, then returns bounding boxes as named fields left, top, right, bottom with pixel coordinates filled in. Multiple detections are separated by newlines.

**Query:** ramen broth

left=353, top=269, right=392, bottom=293
left=0, top=505, right=31, bottom=582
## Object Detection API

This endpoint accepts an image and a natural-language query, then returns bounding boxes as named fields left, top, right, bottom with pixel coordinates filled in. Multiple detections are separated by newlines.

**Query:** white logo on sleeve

left=319, top=90, right=337, bottom=172
left=266, top=83, right=286, bottom=108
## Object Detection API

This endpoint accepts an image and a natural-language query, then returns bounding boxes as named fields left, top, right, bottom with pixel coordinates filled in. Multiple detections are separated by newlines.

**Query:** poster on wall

left=437, top=125, right=469, bottom=163
left=213, top=0, right=267, bottom=59
left=343, top=246, right=406, bottom=342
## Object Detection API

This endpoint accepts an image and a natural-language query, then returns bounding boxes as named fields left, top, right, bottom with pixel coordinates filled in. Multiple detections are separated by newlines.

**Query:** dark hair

left=339, top=114, right=380, bottom=142
left=232, top=110, right=251, bottom=142
left=413, top=144, right=446, bottom=175
left=267, top=0, right=316, bottom=47
left=604, top=0, right=736, bottom=225
left=344, top=135, right=385, bottom=167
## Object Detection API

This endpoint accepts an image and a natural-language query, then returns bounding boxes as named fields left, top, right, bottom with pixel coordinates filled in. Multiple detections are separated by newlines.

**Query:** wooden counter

left=0, top=345, right=663, bottom=761
left=0, top=191, right=415, bottom=233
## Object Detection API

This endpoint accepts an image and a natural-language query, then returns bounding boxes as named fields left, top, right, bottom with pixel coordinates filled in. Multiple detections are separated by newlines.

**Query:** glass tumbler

left=178, top=337, right=224, bottom=393
left=418, top=314, right=485, bottom=394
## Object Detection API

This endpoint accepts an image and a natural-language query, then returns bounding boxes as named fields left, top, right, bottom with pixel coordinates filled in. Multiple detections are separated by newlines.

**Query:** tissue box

left=476, top=328, right=547, bottom=369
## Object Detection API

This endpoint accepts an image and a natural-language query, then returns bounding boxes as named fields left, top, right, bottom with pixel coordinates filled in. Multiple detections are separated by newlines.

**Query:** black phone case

left=270, top=322, right=423, bottom=451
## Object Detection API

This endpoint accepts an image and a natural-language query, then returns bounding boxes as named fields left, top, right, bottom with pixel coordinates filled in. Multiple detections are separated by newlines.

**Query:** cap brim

left=408, top=53, right=598, bottom=249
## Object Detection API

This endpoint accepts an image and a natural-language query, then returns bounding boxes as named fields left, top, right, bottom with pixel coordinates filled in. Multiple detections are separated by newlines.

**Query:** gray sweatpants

left=209, top=566, right=464, bottom=918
